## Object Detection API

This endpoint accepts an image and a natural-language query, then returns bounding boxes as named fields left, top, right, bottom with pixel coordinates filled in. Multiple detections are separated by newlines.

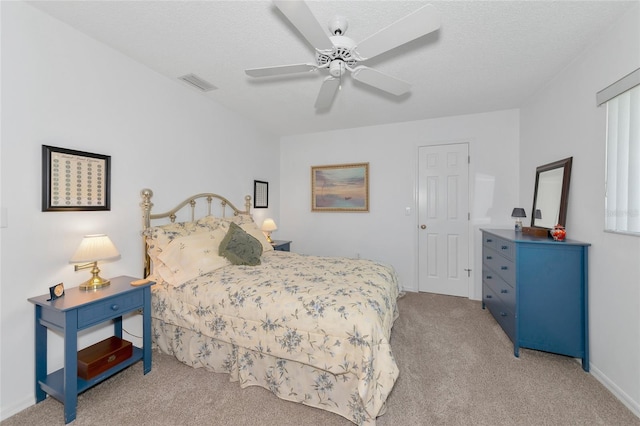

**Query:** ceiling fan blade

left=245, top=63, right=318, bottom=78
left=355, top=4, right=441, bottom=60
left=351, top=66, right=411, bottom=96
left=315, top=76, right=341, bottom=109
left=273, top=0, right=334, bottom=51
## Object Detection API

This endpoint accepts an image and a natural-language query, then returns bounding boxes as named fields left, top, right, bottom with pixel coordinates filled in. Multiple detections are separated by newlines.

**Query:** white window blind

left=599, top=69, right=640, bottom=235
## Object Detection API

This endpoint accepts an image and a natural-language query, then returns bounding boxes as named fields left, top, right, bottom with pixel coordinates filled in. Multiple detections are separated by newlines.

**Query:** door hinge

left=468, top=155, right=470, bottom=164
left=468, top=212, right=470, bottom=220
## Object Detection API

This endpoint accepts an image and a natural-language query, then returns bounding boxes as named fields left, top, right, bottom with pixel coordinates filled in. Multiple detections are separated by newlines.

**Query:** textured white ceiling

left=27, top=0, right=637, bottom=137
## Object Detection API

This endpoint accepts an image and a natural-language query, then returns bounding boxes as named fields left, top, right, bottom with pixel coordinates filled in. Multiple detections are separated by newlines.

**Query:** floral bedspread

left=150, top=250, right=400, bottom=424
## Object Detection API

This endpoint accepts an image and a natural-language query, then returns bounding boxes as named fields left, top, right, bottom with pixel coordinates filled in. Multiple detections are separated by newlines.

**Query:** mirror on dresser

left=526, top=157, right=572, bottom=233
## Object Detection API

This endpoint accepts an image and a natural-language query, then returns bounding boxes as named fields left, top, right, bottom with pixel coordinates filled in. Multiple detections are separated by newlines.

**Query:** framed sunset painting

left=311, top=163, right=369, bottom=212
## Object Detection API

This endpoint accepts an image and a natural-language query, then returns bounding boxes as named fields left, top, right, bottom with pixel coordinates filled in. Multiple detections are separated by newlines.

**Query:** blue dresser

left=481, top=229, right=590, bottom=371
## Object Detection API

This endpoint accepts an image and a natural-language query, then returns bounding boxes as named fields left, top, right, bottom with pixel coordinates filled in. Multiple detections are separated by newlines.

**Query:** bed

left=140, top=188, right=401, bottom=425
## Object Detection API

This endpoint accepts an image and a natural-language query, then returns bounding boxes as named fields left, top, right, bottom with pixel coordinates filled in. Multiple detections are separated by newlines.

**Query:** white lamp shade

left=70, top=234, right=120, bottom=263
left=261, top=218, right=278, bottom=232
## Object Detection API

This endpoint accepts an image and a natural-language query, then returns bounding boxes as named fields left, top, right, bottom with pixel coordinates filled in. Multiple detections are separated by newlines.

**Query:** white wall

left=0, top=2, right=280, bottom=419
left=520, top=3, right=640, bottom=415
left=280, top=109, right=520, bottom=296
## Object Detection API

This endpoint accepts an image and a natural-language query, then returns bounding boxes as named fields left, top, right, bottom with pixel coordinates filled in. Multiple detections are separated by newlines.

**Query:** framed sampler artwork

left=311, top=162, right=369, bottom=212
left=253, top=180, right=269, bottom=208
left=42, top=145, right=111, bottom=212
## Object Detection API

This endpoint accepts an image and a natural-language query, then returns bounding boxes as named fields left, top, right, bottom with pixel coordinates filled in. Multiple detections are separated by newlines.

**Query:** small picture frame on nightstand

left=48, top=283, right=65, bottom=301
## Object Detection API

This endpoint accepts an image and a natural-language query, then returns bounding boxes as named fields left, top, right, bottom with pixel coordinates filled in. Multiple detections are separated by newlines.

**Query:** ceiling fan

left=245, top=1, right=441, bottom=109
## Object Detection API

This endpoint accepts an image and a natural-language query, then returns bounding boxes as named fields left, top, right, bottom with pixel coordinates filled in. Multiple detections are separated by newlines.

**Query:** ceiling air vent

left=178, top=74, right=217, bottom=92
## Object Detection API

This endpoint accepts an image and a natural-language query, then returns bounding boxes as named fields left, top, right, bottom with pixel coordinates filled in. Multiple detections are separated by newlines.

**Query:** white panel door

left=418, top=143, right=470, bottom=296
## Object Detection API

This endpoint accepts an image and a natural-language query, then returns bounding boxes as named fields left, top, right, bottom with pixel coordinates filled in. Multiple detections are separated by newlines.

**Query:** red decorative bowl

left=550, top=225, right=566, bottom=241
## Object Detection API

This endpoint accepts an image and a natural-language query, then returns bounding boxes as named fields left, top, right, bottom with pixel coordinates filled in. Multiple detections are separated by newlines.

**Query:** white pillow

left=146, top=220, right=206, bottom=283
left=156, top=228, right=230, bottom=285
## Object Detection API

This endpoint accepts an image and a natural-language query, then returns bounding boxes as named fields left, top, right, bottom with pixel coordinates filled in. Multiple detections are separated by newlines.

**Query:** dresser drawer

left=77, top=291, right=143, bottom=329
left=483, top=285, right=515, bottom=343
left=494, top=237, right=515, bottom=261
left=483, top=234, right=497, bottom=251
left=483, top=247, right=516, bottom=285
left=483, top=266, right=515, bottom=313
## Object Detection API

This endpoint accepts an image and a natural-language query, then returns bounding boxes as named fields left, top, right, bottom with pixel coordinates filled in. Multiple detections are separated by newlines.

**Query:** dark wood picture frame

left=253, top=180, right=268, bottom=209
left=42, top=145, right=111, bottom=212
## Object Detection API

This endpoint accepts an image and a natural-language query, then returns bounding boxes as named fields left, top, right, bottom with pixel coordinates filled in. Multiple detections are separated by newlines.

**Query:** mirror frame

left=530, top=157, right=573, bottom=229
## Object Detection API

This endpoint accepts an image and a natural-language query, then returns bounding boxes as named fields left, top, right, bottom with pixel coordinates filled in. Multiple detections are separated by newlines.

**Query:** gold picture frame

left=311, top=163, right=369, bottom=212
left=42, top=145, right=111, bottom=211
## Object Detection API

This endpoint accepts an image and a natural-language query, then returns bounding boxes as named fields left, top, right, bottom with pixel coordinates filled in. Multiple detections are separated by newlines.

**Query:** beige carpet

left=4, top=292, right=639, bottom=426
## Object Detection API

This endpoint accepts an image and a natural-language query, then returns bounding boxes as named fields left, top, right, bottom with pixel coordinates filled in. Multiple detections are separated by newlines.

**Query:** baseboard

left=1, top=395, right=36, bottom=422
left=589, top=362, right=640, bottom=419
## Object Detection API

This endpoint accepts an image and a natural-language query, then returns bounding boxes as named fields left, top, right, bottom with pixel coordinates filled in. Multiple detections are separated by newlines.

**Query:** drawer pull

left=110, top=304, right=120, bottom=311
left=486, top=275, right=493, bottom=280
left=486, top=238, right=493, bottom=243
left=501, top=245, right=508, bottom=250
left=501, top=266, right=508, bottom=270
left=500, top=312, right=507, bottom=317
left=108, top=355, right=116, bottom=363
left=486, top=256, right=493, bottom=260
left=486, top=294, right=492, bottom=299
left=500, top=289, right=508, bottom=294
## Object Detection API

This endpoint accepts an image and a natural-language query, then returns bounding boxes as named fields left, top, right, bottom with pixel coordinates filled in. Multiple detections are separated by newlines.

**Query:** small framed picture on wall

left=42, top=145, right=111, bottom=212
left=254, top=180, right=268, bottom=208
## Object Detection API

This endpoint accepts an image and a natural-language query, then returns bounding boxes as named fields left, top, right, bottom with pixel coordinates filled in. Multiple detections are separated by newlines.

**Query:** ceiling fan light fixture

left=329, top=60, right=346, bottom=78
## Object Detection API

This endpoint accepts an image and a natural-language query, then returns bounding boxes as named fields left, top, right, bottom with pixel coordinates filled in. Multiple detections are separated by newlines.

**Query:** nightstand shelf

left=28, top=275, right=153, bottom=424
left=40, top=346, right=143, bottom=400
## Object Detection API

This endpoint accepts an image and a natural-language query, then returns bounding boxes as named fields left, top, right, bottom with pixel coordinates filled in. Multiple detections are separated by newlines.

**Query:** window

left=597, top=69, right=640, bottom=235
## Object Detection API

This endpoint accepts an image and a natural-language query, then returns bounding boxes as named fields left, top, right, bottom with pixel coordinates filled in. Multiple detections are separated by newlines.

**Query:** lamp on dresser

left=70, top=234, right=120, bottom=291
left=511, top=208, right=526, bottom=232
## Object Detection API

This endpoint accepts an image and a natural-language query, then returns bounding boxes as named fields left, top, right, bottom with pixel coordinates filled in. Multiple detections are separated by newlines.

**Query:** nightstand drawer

left=77, top=292, right=143, bottom=329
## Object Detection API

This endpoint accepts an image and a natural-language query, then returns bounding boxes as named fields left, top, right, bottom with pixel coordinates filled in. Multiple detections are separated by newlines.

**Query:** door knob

left=420, top=224, right=426, bottom=229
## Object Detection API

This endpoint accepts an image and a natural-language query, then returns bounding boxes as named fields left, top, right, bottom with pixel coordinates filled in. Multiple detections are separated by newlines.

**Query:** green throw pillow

left=219, top=222, right=263, bottom=266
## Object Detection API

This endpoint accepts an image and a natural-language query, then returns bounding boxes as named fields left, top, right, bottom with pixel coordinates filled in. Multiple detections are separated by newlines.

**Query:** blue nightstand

left=28, top=275, right=153, bottom=423
left=271, top=240, right=291, bottom=252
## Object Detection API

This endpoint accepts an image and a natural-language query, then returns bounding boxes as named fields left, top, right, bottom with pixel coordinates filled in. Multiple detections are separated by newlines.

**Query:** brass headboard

left=140, top=188, right=252, bottom=278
